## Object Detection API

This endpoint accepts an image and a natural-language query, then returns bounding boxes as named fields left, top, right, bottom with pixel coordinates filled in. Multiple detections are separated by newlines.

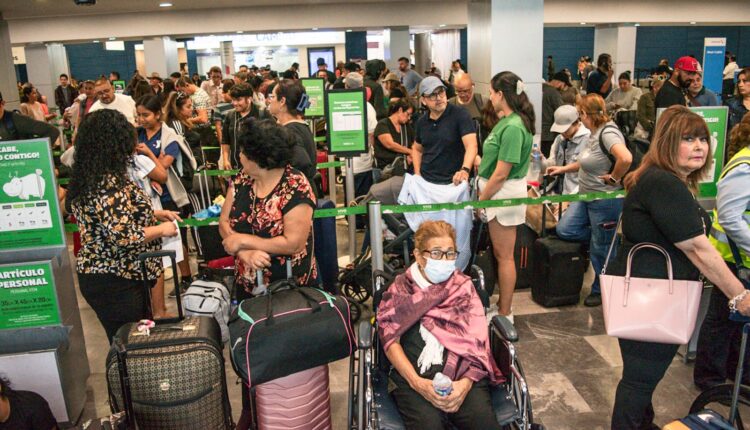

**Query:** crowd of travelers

left=3, top=48, right=750, bottom=430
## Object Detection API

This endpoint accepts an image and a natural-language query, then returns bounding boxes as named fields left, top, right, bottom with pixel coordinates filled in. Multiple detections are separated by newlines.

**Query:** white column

left=25, top=43, right=70, bottom=111
left=485, top=0, right=544, bottom=136
left=594, top=25, right=637, bottom=83
left=414, top=33, right=432, bottom=78
left=143, top=36, right=179, bottom=79
left=0, top=18, right=19, bottom=109
left=383, top=27, right=410, bottom=70
left=220, top=41, right=234, bottom=76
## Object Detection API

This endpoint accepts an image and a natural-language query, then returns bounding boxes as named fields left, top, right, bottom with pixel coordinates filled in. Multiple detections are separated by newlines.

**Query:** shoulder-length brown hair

left=576, top=93, right=609, bottom=129
left=624, top=105, right=711, bottom=193
left=727, top=111, right=750, bottom=160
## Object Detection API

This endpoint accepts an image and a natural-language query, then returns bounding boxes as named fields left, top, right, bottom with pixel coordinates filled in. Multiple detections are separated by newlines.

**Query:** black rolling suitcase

left=530, top=182, right=586, bottom=307
left=106, top=250, right=233, bottom=430
left=515, top=224, right=537, bottom=289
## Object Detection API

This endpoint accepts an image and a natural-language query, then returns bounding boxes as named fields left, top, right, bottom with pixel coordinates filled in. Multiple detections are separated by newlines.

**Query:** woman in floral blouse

left=219, top=118, right=317, bottom=299
left=67, top=109, right=181, bottom=341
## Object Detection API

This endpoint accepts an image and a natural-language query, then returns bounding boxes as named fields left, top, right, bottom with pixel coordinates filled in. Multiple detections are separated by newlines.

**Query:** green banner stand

left=112, top=79, right=126, bottom=94
left=325, top=88, right=368, bottom=157
left=301, top=77, right=326, bottom=119
left=656, top=106, right=728, bottom=198
left=0, top=138, right=89, bottom=426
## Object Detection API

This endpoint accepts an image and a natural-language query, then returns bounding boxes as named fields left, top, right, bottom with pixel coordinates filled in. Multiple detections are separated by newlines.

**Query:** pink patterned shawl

left=377, top=269, right=504, bottom=384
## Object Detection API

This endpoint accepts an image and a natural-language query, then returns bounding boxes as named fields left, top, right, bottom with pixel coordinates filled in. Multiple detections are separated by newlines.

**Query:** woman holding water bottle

left=476, top=71, right=535, bottom=323
left=547, top=93, right=631, bottom=307
left=377, top=220, right=503, bottom=430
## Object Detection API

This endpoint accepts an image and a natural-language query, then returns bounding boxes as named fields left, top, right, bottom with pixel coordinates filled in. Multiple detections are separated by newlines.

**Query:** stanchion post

left=345, top=157, right=357, bottom=261
left=368, top=200, right=384, bottom=273
left=328, top=155, right=337, bottom=204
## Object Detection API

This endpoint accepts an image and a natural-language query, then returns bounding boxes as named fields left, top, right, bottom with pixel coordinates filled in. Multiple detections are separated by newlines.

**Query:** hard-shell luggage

left=106, top=250, right=233, bottom=430
left=530, top=179, right=586, bottom=307
left=254, top=365, right=333, bottom=430
left=314, top=198, right=339, bottom=294
left=229, top=263, right=355, bottom=387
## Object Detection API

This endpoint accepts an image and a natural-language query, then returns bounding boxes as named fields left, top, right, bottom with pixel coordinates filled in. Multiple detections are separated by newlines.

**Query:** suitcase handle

left=112, top=338, right=135, bottom=430
left=138, top=250, right=184, bottom=321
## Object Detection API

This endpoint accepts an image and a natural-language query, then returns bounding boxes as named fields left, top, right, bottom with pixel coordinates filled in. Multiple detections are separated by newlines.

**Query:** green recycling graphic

left=0, top=139, right=65, bottom=251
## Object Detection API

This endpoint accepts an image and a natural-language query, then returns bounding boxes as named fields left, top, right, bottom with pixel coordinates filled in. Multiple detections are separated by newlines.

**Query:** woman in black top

left=609, top=105, right=750, bottom=429
left=374, top=99, right=414, bottom=169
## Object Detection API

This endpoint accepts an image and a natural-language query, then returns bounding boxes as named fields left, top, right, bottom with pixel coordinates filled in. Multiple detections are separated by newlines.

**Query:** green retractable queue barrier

left=0, top=138, right=89, bottom=426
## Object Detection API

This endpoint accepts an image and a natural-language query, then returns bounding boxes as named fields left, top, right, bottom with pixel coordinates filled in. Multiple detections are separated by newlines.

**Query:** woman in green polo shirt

left=477, top=71, right=535, bottom=323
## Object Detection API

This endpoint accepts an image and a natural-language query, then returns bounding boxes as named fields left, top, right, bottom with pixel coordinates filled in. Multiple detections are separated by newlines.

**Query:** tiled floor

left=71, top=222, right=747, bottom=429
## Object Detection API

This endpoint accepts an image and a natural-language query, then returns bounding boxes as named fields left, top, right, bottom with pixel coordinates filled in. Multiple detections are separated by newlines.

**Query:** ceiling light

left=346, top=29, right=352, bottom=32
left=634, top=23, right=640, bottom=27
left=439, top=24, right=446, bottom=28
left=312, top=27, right=319, bottom=31
left=92, top=40, right=100, bottom=43
left=108, top=37, right=116, bottom=40
left=236, top=30, right=243, bottom=34
left=159, top=2, right=172, bottom=7
left=580, top=22, right=587, bottom=25
left=690, top=21, right=697, bottom=25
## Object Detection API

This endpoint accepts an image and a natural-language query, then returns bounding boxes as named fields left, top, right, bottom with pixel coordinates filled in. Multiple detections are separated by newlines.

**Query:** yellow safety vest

left=709, top=146, right=750, bottom=267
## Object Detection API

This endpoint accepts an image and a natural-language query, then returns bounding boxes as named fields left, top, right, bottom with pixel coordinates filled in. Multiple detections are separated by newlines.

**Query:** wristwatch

left=461, top=166, right=471, bottom=175
left=605, top=175, right=620, bottom=185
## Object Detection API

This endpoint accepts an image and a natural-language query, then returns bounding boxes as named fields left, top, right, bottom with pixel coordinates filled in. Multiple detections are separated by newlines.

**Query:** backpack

left=598, top=124, right=646, bottom=177
left=181, top=279, right=231, bottom=343
left=164, top=123, right=198, bottom=192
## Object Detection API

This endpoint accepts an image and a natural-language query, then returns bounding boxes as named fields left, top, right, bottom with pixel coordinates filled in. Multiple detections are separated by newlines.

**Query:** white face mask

left=423, top=258, right=456, bottom=284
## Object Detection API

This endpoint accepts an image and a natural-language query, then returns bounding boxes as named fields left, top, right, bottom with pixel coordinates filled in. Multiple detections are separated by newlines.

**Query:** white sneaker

left=503, top=313, right=515, bottom=325
left=486, top=304, right=499, bottom=325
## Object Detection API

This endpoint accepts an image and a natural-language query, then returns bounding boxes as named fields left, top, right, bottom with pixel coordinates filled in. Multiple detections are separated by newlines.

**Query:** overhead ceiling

left=0, top=0, right=441, bottom=20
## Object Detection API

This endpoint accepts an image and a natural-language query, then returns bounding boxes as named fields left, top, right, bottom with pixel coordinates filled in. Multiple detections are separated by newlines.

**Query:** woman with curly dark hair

left=68, top=109, right=180, bottom=341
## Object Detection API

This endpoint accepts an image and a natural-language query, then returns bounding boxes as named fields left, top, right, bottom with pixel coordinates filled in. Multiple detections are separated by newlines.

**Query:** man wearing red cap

left=655, top=56, right=701, bottom=109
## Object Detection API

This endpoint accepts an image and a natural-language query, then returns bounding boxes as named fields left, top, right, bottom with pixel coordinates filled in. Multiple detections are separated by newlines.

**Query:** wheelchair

left=348, top=268, right=544, bottom=430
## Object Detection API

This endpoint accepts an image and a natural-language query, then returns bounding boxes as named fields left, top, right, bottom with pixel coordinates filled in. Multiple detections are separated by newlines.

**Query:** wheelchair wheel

left=688, top=383, right=750, bottom=428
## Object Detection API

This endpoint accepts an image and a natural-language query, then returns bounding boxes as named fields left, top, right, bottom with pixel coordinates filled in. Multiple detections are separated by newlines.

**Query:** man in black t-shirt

left=585, top=53, right=614, bottom=98
left=0, top=376, right=58, bottom=430
left=655, top=56, right=700, bottom=109
left=413, top=77, right=477, bottom=185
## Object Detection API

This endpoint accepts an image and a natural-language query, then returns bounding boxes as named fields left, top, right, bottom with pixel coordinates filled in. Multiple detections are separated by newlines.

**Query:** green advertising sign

left=301, top=78, right=326, bottom=118
left=325, top=89, right=368, bottom=156
left=655, top=106, right=728, bottom=198
left=113, top=80, right=126, bottom=94
left=0, top=139, right=65, bottom=251
left=0, top=261, right=60, bottom=330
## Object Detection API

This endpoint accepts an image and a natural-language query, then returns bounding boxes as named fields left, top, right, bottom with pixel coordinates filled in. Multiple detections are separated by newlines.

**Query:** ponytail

left=490, top=71, right=536, bottom=135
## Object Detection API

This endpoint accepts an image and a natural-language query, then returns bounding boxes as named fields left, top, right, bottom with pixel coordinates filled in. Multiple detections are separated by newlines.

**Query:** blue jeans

left=555, top=198, right=623, bottom=294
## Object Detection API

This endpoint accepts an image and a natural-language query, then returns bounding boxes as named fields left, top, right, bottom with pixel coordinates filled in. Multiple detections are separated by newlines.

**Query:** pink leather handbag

left=600, top=241, right=703, bottom=344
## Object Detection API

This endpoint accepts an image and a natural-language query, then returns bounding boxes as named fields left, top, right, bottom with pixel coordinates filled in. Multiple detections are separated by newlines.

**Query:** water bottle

left=432, top=372, right=453, bottom=396
left=528, top=143, right=543, bottom=184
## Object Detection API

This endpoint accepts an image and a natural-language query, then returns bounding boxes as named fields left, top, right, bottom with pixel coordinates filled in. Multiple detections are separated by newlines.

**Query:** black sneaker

left=584, top=292, right=602, bottom=307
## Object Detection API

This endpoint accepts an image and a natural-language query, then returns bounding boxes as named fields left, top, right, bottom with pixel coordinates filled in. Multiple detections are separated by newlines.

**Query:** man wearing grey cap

left=413, top=76, right=478, bottom=185
left=544, top=105, right=589, bottom=195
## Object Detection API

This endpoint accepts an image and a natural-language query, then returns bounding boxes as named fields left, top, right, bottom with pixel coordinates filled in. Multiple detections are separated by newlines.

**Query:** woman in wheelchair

left=377, top=220, right=504, bottom=430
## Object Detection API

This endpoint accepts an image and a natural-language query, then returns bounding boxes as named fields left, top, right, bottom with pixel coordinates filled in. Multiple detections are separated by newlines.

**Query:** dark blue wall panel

left=543, top=27, right=594, bottom=80
left=66, top=41, right=138, bottom=81
left=345, top=31, right=368, bottom=61
left=15, top=64, right=27, bottom=84
left=460, top=28, right=468, bottom=72
left=635, top=26, right=750, bottom=72
left=186, top=49, right=198, bottom=76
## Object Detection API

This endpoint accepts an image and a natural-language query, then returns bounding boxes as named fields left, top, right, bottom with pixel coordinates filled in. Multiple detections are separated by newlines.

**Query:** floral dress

left=229, top=165, right=317, bottom=293
left=72, top=174, right=162, bottom=280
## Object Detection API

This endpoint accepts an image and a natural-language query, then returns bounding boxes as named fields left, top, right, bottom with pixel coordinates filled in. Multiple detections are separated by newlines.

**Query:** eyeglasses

left=425, top=88, right=446, bottom=101
left=421, top=249, right=460, bottom=260
left=455, top=87, right=473, bottom=95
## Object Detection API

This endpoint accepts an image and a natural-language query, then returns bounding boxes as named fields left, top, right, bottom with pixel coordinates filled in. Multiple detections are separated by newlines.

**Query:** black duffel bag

left=228, top=278, right=355, bottom=387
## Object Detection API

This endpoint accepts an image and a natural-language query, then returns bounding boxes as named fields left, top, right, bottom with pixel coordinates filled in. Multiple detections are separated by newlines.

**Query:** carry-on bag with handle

left=531, top=177, right=587, bottom=307
left=228, top=260, right=355, bottom=388
left=106, top=250, right=233, bottom=430
left=181, top=276, right=232, bottom=343
left=599, top=222, right=703, bottom=344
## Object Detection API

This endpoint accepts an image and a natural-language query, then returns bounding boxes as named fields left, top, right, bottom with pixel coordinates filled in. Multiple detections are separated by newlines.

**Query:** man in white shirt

left=723, top=54, right=740, bottom=99
left=200, top=66, right=223, bottom=109
left=88, top=78, right=137, bottom=125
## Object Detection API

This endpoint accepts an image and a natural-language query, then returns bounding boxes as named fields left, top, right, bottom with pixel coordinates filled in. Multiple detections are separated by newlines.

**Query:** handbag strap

left=728, top=235, right=748, bottom=272
left=601, top=215, right=622, bottom=275
left=625, top=243, right=675, bottom=289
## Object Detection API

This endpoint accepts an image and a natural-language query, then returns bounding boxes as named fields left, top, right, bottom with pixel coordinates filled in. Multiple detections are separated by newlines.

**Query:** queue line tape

left=63, top=190, right=625, bottom=232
